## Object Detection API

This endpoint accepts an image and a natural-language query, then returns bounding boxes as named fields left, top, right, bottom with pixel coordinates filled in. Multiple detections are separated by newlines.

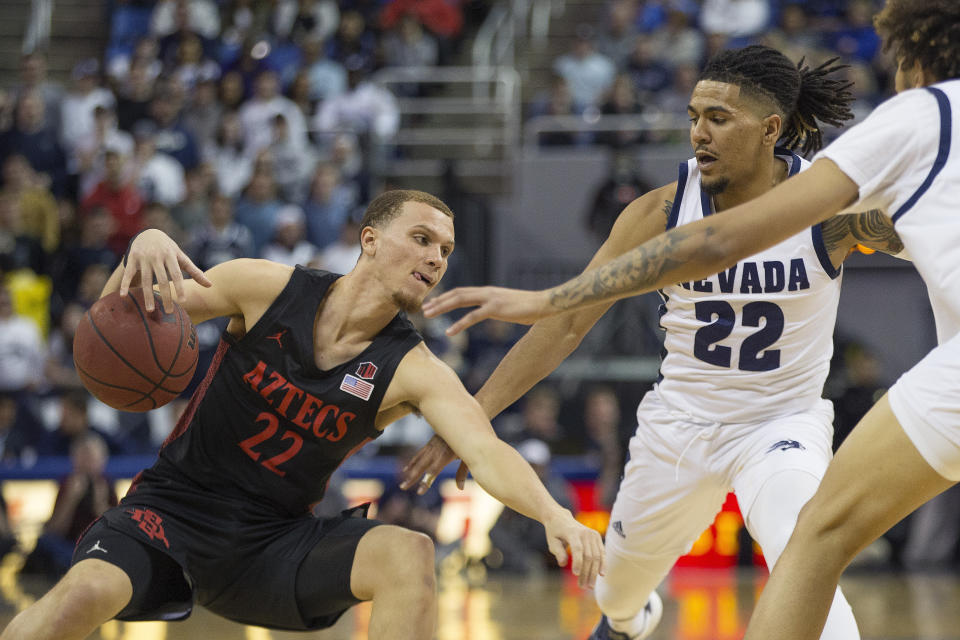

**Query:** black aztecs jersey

left=127, top=266, right=423, bottom=517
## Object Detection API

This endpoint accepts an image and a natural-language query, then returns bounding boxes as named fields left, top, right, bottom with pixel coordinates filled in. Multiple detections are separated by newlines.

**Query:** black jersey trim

left=666, top=161, right=688, bottom=230
left=892, top=87, right=952, bottom=224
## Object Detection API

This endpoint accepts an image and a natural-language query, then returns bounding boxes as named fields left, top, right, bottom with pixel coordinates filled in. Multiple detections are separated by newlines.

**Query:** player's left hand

left=543, top=509, right=605, bottom=589
left=399, top=435, right=470, bottom=494
left=421, top=286, right=553, bottom=335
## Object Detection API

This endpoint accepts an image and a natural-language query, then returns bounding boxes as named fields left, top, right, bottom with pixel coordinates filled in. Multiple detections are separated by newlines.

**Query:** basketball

left=73, top=289, right=199, bottom=412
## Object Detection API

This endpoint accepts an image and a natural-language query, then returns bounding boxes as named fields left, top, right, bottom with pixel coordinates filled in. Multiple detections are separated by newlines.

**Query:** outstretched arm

left=400, top=185, right=676, bottom=492
left=386, top=344, right=605, bottom=588
left=423, top=159, right=860, bottom=332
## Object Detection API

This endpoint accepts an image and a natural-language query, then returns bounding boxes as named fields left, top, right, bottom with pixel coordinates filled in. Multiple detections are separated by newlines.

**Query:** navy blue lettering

left=693, top=279, right=713, bottom=292
left=679, top=281, right=691, bottom=290
left=788, top=259, right=810, bottom=291
left=740, top=263, right=762, bottom=294
left=717, top=266, right=737, bottom=293
left=763, top=261, right=785, bottom=293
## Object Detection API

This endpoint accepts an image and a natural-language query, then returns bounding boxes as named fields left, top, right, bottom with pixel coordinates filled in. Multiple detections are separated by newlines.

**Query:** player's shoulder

left=207, top=259, right=295, bottom=300
left=619, top=181, right=680, bottom=219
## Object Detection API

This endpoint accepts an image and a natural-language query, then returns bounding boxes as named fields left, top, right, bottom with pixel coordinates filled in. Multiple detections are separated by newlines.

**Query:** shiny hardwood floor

left=1, top=554, right=959, bottom=640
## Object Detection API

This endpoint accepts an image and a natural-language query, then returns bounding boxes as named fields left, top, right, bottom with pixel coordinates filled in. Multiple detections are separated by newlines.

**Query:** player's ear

left=360, top=225, right=378, bottom=257
left=762, top=113, right=782, bottom=146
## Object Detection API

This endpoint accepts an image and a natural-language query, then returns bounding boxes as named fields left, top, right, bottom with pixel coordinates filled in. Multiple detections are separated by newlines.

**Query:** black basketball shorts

left=72, top=503, right=382, bottom=631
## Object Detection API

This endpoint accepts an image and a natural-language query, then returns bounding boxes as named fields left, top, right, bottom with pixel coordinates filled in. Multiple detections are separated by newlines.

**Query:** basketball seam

left=75, top=362, right=158, bottom=410
left=126, top=295, right=197, bottom=402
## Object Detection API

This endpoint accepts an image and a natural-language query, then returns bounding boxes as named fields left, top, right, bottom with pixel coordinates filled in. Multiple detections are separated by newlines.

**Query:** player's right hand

left=399, top=435, right=470, bottom=494
left=421, top=286, right=553, bottom=335
left=543, top=509, right=605, bottom=589
left=121, top=229, right=212, bottom=313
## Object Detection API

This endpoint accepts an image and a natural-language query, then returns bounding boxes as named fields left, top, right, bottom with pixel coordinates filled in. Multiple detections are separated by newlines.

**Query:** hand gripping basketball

left=121, top=228, right=212, bottom=313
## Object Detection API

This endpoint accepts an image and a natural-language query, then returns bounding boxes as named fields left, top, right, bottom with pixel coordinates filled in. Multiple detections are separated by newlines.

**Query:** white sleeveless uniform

left=656, top=150, right=842, bottom=425
left=600, top=150, right=859, bottom=640
left=818, top=80, right=960, bottom=480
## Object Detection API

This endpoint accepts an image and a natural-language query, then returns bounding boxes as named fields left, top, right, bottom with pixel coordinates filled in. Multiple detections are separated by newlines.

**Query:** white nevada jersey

left=655, top=150, right=842, bottom=424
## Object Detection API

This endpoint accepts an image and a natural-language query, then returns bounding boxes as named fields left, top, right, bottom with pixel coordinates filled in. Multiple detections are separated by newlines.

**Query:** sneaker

left=588, top=592, right=663, bottom=640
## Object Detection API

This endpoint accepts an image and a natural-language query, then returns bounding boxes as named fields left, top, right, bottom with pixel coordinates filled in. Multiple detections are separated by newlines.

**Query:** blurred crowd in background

left=2, top=0, right=953, bottom=577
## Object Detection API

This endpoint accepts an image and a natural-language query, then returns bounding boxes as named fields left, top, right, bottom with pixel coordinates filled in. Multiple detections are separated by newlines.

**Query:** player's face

left=375, top=201, right=455, bottom=313
left=687, top=81, right=771, bottom=196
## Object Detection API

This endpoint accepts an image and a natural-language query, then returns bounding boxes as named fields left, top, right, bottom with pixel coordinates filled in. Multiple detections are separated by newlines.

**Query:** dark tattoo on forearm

left=549, top=225, right=712, bottom=310
left=821, top=209, right=904, bottom=255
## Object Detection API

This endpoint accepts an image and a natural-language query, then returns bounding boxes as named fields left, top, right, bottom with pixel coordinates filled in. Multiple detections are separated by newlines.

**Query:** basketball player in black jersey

left=1, top=189, right=604, bottom=640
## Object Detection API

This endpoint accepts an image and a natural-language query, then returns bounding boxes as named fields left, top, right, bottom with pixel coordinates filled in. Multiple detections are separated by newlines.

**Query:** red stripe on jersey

left=127, top=338, right=232, bottom=497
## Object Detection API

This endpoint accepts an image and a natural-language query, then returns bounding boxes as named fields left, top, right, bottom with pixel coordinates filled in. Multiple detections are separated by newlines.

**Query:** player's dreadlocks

left=699, top=45, right=854, bottom=156
left=875, top=0, right=960, bottom=83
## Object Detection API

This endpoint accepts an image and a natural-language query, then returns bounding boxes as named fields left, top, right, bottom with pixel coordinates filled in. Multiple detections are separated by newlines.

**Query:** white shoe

left=588, top=592, right=663, bottom=640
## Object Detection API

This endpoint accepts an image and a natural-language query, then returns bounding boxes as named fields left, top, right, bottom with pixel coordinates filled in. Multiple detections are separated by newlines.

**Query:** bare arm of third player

left=401, top=184, right=905, bottom=490
left=100, top=231, right=605, bottom=588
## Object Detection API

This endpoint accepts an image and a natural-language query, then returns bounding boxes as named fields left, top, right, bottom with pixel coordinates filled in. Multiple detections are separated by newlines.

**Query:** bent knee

left=353, top=526, right=436, bottom=599
left=52, top=561, right=132, bottom=628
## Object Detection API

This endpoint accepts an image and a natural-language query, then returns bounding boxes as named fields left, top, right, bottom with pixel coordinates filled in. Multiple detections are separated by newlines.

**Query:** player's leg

left=733, top=405, right=858, bottom=639
left=743, top=395, right=956, bottom=640
left=1, top=559, right=131, bottom=640
left=593, top=395, right=730, bottom=638
left=348, top=524, right=437, bottom=639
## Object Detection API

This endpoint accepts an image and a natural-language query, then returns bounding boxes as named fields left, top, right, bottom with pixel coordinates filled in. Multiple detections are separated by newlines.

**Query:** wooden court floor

left=1, top=556, right=959, bottom=640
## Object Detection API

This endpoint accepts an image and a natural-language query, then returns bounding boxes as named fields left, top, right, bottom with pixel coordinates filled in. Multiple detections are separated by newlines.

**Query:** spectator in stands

left=234, top=162, right=283, bottom=255
left=303, top=162, right=354, bottom=250
left=49, top=207, right=117, bottom=311
left=44, top=302, right=86, bottom=394
left=2, top=154, right=59, bottom=254
left=462, top=319, right=519, bottom=394
left=700, top=0, right=772, bottom=43
left=596, top=75, right=646, bottom=150
left=182, top=74, right=221, bottom=153
left=527, top=75, right=586, bottom=148
left=286, top=70, right=314, bottom=119
left=828, top=0, right=882, bottom=64
left=204, top=110, right=252, bottom=198
left=169, top=31, right=220, bottom=92
left=262, top=204, right=318, bottom=266
left=20, top=432, right=118, bottom=580
left=60, top=60, right=117, bottom=181
left=497, top=384, right=579, bottom=454
left=313, top=216, right=361, bottom=274
left=73, top=106, right=135, bottom=199
left=105, top=2, right=156, bottom=83
left=325, top=132, right=369, bottom=203
left=301, top=36, right=347, bottom=104
left=218, top=0, right=271, bottom=57
left=239, top=70, right=309, bottom=157
left=151, top=0, right=220, bottom=41
left=326, top=10, right=377, bottom=74
left=597, top=0, right=641, bottom=68
left=218, top=69, right=247, bottom=111
left=581, top=385, right=625, bottom=509
left=762, top=3, right=824, bottom=64
left=0, top=91, right=68, bottom=197
left=115, top=59, right=158, bottom=132
left=81, top=148, right=144, bottom=255
left=142, top=201, right=184, bottom=246
left=73, top=263, right=112, bottom=310
left=171, top=162, right=214, bottom=233
left=0, top=283, right=45, bottom=397
left=380, top=0, right=464, bottom=62
left=586, top=153, right=651, bottom=241
left=648, top=0, right=706, bottom=69
left=382, top=13, right=440, bottom=75
left=484, top=438, right=573, bottom=574
left=552, top=26, right=616, bottom=110
left=623, top=36, right=672, bottom=102
left=145, top=90, right=200, bottom=172
left=0, top=391, right=38, bottom=465
left=273, top=0, right=340, bottom=44
left=268, top=113, right=316, bottom=202
left=9, top=52, right=64, bottom=137
left=187, top=192, right=255, bottom=270
left=38, top=391, right=122, bottom=458
left=124, top=122, right=185, bottom=208
left=0, top=192, right=46, bottom=274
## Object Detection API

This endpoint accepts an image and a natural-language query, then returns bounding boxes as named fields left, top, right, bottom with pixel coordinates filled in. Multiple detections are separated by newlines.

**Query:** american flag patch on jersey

left=340, top=374, right=374, bottom=401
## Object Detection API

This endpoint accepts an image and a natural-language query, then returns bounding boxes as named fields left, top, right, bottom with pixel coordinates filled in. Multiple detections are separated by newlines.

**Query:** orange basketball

left=73, top=289, right=199, bottom=412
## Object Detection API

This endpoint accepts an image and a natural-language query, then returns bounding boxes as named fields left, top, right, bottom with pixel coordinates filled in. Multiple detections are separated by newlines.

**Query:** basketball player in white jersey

left=404, top=45, right=905, bottom=640
left=419, top=2, right=960, bottom=638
